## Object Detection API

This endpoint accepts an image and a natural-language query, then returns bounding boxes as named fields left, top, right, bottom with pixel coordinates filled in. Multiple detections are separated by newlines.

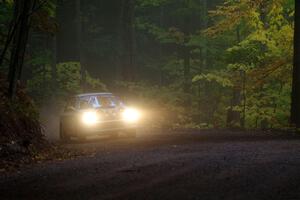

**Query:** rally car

left=59, top=93, right=140, bottom=141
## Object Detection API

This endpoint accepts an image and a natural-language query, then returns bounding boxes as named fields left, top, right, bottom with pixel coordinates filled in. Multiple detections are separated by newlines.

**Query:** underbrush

left=0, top=75, right=82, bottom=172
left=113, top=81, right=293, bottom=130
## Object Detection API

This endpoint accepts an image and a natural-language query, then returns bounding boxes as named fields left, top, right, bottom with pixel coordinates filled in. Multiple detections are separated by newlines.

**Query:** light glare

left=82, top=111, right=98, bottom=125
left=122, top=108, right=140, bottom=122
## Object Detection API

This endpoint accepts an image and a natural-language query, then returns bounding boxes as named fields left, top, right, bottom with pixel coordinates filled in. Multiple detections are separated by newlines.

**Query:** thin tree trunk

left=159, top=5, right=164, bottom=86
left=226, top=26, right=242, bottom=128
left=182, top=0, right=192, bottom=106
left=76, top=0, right=86, bottom=91
left=56, top=0, right=80, bottom=63
left=115, top=1, right=124, bottom=81
left=50, top=0, right=57, bottom=92
left=291, top=0, right=300, bottom=128
left=198, top=0, right=208, bottom=123
left=240, top=70, right=246, bottom=128
left=200, top=0, right=208, bottom=70
left=183, top=46, right=191, bottom=95
left=51, top=34, right=57, bottom=89
left=226, top=85, right=241, bottom=127
left=121, top=0, right=136, bottom=82
left=8, top=0, right=34, bottom=99
left=0, top=17, right=19, bottom=67
left=271, top=83, right=283, bottom=128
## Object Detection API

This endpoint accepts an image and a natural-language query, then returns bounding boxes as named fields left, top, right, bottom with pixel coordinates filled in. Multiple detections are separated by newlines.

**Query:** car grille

left=97, top=109, right=121, bottom=121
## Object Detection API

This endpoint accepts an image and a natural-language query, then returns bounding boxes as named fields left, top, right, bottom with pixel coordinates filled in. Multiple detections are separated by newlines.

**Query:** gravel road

left=1, top=130, right=300, bottom=200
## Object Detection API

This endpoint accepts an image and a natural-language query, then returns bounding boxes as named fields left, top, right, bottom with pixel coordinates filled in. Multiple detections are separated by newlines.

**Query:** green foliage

left=0, top=75, right=43, bottom=145
left=134, top=0, right=294, bottom=129
left=245, top=83, right=291, bottom=128
left=133, top=0, right=234, bottom=128
left=1, top=0, right=293, bottom=130
left=137, top=0, right=170, bottom=7
left=0, top=1, right=13, bottom=25
left=27, top=62, right=107, bottom=105
left=31, top=0, right=57, bottom=33
left=193, top=72, right=233, bottom=88
left=115, top=81, right=194, bottom=129
left=200, top=0, right=294, bottom=128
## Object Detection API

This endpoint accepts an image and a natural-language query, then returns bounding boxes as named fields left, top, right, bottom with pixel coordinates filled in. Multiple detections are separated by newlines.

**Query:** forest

left=0, top=0, right=299, bottom=132
left=2, top=1, right=300, bottom=198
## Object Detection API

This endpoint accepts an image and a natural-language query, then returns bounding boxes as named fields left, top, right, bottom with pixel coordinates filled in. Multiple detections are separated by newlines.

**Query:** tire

left=60, top=123, right=71, bottom=142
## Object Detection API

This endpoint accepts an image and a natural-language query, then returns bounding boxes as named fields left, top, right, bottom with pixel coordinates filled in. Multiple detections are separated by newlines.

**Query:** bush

left=0, top=74, right=45, bottom=156
left=27, top=62, right=107, bottom=105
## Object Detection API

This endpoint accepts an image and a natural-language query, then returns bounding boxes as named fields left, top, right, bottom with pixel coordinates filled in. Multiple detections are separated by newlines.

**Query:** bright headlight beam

left=82, top=111, right=98, bottom=125
left=122, top=108, right=140, bottom=122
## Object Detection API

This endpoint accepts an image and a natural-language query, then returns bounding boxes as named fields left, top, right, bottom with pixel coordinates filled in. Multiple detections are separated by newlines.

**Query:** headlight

left=82, top=111, right=98, bottom=125
left=122, top=108, right=140, bottom=123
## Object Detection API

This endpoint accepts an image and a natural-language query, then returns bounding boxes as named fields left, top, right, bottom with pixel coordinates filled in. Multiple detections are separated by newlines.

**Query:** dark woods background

left=0, top=0, right=297, bottom=130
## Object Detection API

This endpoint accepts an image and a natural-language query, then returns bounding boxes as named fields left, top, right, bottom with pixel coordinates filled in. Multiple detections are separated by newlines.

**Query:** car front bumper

left=78, top=119, right=137, bottom=135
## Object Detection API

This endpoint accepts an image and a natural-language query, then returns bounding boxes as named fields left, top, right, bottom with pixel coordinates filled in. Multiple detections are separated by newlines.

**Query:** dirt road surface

left=1, top=130, right=300, bottom=200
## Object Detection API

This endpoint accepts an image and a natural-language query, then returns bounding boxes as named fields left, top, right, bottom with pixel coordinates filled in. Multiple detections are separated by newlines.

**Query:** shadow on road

left=59, top=129, right=300, bottom=148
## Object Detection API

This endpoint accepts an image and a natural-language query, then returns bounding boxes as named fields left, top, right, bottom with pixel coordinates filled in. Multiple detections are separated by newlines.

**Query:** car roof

left=76, top=93, right=113, bottom=98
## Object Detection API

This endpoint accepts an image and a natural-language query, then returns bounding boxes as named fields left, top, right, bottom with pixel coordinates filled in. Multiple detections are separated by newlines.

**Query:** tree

left=56, top=0, right=80, bottom=62
left=0, top=1, right=14, bottom=68
left=120, top=0, right=136, bottom=81
left=201, top=0, right=294, bottom=128
left=56, top=0, right=86, bottom=90
left=2, top=0, right=292, bottom=129
left=226, top=27, right=242, bottom=128
left=7, top=0, right=36, bottom=99
left=291, top=0, right=300, bottom=128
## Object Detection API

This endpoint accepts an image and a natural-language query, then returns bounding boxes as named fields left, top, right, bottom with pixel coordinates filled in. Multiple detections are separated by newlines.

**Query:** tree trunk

left=291, top=0, right=300, bottom=128
left=121, top=0, right=136, bottom=82
left=226, top=26, right=242, bottom=128
left=0, top=16, right=18, bottom=68
left=200, top=0, right=208, bottom=70
left=7, top=0, right=34, bottom=99
left=240, top=70, right=246, bottom=128
left=183, top=46, right=191, bottom=99
left=182, top=0, right=192, bottom=105
left=51, top=34, right=57, bottom=90
left=76, top=0, right=86, bottom=91
left=115, top=0, right=125, bottom=81
left=226, top=84, right=241, bottom=127
left=159, top=5, right=165, bottom=86
left=57, top=0, right=85, bottom=90
left=198, top=0, right=208, bottom=122
left=56, top=0, right=80, bottom=62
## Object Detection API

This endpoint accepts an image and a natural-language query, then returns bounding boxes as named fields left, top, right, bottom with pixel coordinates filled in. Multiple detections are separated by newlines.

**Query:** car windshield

left=77, top=95, right=123, bottom=109
left=97, top=96, right=121, bottom=108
